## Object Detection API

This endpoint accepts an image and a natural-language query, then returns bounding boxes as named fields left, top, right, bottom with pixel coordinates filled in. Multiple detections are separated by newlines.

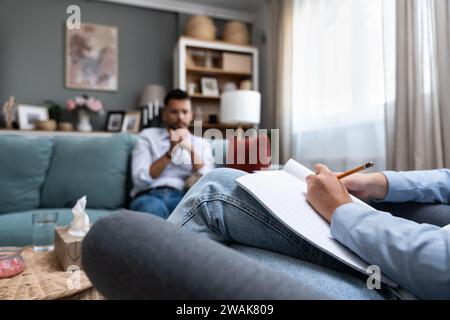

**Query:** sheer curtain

left=386, top=0, right=450, bottom=170
left=291, top=0, right=389, bottom=172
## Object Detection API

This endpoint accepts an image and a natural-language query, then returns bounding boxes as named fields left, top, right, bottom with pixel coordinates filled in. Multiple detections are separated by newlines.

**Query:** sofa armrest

left=82, top=210, right=330, bottom=299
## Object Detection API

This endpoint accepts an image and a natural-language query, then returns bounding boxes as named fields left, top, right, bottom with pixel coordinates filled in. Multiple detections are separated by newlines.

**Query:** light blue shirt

left=131, top=128, right=214, bottom=197
left=331, top=169, right=450, bottom=299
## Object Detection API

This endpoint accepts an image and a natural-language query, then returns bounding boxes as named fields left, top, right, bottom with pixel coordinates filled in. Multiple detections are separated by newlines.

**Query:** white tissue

left=68, top=196, right=90, bottom=237
left=171, top=147, right=191, bottom=165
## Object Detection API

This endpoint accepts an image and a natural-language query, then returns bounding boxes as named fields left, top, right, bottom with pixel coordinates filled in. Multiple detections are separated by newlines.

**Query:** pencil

left=337, top=162, right=374, bottom=179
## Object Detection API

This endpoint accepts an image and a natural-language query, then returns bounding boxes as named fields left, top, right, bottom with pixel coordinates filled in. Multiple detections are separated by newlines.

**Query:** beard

left=168, top=122, right=188, bottom=130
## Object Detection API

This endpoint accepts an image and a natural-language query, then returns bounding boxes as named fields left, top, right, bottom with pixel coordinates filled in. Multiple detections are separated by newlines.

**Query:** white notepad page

left=236, top=159, right=396, bottom=286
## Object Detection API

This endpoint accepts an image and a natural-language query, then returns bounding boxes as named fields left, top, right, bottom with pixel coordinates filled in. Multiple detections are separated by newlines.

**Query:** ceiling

left=174, top=0, right=261, bottom=13
left=100, top=0, right=260, bottom=22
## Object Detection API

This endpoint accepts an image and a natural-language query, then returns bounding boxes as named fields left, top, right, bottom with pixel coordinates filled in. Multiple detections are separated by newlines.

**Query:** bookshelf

left=174, top=37, right=259, bottom=135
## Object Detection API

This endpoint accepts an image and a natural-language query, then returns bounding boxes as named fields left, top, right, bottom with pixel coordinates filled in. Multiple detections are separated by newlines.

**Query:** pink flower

left=66, top=95, right=104, bottom=114
left=86, top=97, right=104, bottom=112
left=66, top=99, right=76, bottom=111
left=75, top=96, right=87, bottom=105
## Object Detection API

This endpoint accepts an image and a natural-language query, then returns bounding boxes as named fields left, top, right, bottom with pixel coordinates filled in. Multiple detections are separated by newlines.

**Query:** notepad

left=236, top=159, right=397, bottom=287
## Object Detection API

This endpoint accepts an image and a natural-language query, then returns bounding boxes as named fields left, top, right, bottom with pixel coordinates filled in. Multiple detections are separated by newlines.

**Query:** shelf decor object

left=174, top=36, right=258, bottom=135
left=184, top=15, right=216, bottom=41
left=223, top=21, right=250, bottom=45
left=139, top=84, right=166, bottom=128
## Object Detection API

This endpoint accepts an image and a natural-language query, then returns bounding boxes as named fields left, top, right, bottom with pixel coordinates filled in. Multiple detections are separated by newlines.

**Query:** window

left=291, top=0, right=390, bottom=171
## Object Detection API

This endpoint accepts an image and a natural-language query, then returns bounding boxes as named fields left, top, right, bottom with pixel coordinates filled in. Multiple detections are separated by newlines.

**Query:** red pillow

left=226, top=135, right=271, bottom=172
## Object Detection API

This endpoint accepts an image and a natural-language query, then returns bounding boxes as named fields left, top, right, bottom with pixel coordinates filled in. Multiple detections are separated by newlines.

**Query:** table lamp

left=220, top=90, right=261, bottom=131
left=139, top=84, right=166, bottom=127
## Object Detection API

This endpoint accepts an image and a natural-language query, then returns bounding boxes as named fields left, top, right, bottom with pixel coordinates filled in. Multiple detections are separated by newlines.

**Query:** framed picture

left=105, top=111, right=125, bottom=132
left=66, top=22, right=118, bottom=91
left=121, top=111, right=141, bottom=133
left=201, top=77, right=220, bottom=97
left=17, top=105, right=49, bottom=130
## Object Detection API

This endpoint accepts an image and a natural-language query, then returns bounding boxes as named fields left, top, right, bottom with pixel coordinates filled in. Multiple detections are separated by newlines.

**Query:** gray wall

left=0, top=0, right=178, bottom=129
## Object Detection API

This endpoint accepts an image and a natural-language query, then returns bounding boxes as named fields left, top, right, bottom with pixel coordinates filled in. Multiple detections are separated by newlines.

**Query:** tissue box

left=54, top=226, right=84, bottom=271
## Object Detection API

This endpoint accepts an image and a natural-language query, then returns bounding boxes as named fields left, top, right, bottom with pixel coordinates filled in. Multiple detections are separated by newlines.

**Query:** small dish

left=0, top=247, right=26, bottom=279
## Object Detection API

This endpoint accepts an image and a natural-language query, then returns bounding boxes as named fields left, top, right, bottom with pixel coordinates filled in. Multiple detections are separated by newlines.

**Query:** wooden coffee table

left=0, top=247, right=104, bottom=300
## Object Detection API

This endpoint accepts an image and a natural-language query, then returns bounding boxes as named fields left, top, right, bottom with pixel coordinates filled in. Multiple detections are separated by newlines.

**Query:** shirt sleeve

left=131, top=136, right=154, bottom=190
left=330, top=202, right=450, bottom=299
left=197, top=140, right=215, bottom=175
left=382, top=169, right=450, bottom=203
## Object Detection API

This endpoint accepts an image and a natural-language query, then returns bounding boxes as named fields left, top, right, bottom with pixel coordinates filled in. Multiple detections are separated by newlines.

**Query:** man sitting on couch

left=130, top=89, right=214, bottom=218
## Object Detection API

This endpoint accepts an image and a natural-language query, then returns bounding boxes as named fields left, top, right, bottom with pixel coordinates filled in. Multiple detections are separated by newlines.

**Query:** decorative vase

left=77, top=109, right=92, bottom=132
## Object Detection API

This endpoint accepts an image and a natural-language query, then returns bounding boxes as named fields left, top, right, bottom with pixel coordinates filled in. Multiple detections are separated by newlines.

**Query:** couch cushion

left=0, top=208, right=117, bottom=247
left=41, top=133, right=136, bottom=209
left=0, top=135, right=53, bottom=214
left=231, top=244, right=384, bottom=300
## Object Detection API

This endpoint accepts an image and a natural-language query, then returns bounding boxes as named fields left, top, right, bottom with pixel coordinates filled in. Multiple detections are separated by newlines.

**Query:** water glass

left=32, top=212, right=59, bottom=252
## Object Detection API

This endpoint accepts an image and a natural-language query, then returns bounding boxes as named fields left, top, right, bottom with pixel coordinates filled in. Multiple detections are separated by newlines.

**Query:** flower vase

left=77, top=109, right=92, bottom=132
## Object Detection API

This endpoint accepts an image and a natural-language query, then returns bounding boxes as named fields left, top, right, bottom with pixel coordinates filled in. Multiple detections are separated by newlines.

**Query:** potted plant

left=66, top=95, right=104, bottom=132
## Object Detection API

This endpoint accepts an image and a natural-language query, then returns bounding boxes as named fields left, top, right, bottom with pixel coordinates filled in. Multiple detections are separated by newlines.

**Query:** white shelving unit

left=174, top=37, right=259, bottom=133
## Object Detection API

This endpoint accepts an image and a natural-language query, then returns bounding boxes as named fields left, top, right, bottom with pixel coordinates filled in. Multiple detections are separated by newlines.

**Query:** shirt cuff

left=330, top=202, right=377, bottom=244
left=381, top=171, right=409, bottom=202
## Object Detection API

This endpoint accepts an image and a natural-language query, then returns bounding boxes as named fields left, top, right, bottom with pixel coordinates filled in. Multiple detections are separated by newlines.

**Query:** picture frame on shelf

left=201, top=77, right=219, bottom=97
left=121, top=111, right=141, bottom=133
left=105, top=111, right=125, bottom=132
left=17, top=105, right=49, bottom=130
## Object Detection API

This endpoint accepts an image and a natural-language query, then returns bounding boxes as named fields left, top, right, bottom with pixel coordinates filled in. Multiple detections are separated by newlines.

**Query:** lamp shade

left=220, top=90, right=261, bottom=125
left=139, top=84, right=166, bottom=106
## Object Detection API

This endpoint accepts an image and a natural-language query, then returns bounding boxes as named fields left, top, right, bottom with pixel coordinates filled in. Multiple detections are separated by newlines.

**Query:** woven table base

left=0, top=248, right=103, bottom=300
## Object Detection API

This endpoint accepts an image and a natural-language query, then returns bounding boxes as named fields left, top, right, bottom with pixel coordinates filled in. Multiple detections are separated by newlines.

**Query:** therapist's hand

left=340, top=172, right=388, bottom=201
left=306, top=164, right=352, bottom=223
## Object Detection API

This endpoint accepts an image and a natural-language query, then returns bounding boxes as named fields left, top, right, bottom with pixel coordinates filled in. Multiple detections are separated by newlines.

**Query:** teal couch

left=0, top=133, right=137, bottom=246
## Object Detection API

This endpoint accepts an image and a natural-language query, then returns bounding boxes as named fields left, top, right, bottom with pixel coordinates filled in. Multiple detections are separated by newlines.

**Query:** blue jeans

left=167, top=168, right=389, bottom=299
left=130, top=187, right=184, bottom=219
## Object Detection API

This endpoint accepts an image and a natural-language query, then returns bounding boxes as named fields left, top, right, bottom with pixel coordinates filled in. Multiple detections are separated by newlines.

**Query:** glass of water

left=32, top=212, right=59, bottom=252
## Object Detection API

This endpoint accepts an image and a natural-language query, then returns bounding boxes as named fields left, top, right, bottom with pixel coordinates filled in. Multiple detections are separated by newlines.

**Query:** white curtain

left=291, top=0, right=389, bottom=172
left=263, top=0, right=294, bottom=164
left=386, top=0, right=450, bottom=170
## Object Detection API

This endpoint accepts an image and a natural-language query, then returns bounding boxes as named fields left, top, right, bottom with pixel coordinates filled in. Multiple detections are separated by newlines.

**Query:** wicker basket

left=185, top=15, right=216, bottom=41
left=223, top=21, right=250, bottom=45
left=58, top=122, right=74, bottom=132
left=35, top=120, right=57, bottom=131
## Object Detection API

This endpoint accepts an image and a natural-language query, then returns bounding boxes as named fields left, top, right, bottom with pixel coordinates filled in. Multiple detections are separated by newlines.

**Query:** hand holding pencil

left=305, top=164, right=353, bottom=223
left=338, top=163, right=389, bottom=202
left=305, top=161, right=385, bottom=223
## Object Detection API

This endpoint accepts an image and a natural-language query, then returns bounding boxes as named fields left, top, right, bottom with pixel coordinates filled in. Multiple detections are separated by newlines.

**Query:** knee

left=192, top=168, right=247, bottom=196
left=202, top=168, right=247, bottom=185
